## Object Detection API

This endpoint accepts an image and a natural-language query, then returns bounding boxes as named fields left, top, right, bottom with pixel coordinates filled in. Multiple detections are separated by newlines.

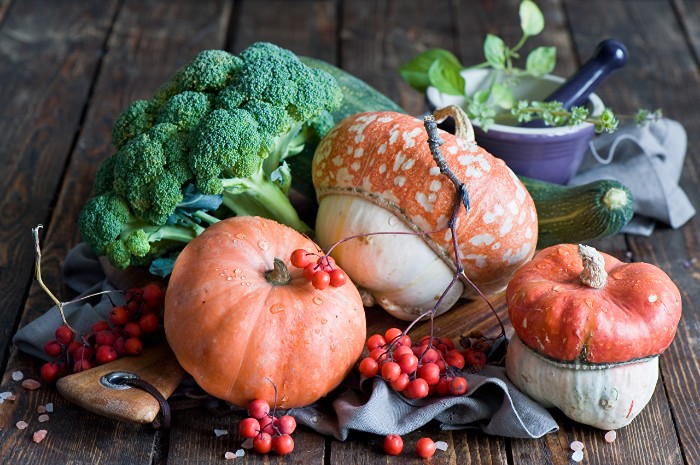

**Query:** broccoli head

left=81, top=42, right=343, bottom=274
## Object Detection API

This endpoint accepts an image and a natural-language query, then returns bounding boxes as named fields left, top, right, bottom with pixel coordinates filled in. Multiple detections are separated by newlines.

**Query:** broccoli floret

left=78, top=192, right=213, bottom=270
left=80, top=42, right=343, bottom=274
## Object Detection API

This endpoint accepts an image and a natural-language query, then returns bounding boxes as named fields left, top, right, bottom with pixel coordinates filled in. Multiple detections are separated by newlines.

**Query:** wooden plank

left=1, top=0, right=235, bottom=464
left=0, top=0, right=118, bottom=376
left=563, top=1, right=700, bottom=464
left=339, top=0, right=457, bottom=115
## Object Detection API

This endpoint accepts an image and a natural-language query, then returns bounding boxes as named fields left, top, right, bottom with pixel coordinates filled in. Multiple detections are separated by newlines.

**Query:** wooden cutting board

left=56, top=342, right=186, bottom=424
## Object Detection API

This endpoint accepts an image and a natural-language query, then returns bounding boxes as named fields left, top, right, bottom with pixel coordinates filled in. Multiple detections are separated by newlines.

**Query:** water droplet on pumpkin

left=314, top=329, right=321, bottom=334
left=648, top=294, right=658, bottom=303
left=258, top=240, right=269, bottom=251
left=552, top=285, right=562, bottom=292
left=270, top=304, right=285, bottom=314
left=313, top=297, right=323, bottom=305
left=320, top=318, right=328, bottom=325
left=585, top=298, right=594, bottom=309
left=234, top=269, right=242, bottom=274
left=388, top=216, right=397, bottom=226
left=226, top=276, right=232, bottom=281
left=235, top=233, right=246, bottom=239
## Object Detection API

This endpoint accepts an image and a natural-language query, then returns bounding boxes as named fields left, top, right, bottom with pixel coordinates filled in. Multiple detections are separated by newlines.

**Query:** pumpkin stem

left=265, top=257, right=292, bottom=285
left=578, top=244, right=608, bottom=289
left=433, top=105, right=475, bottom=143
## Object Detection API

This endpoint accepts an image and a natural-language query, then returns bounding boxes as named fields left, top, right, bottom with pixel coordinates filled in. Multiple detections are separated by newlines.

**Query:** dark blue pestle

left=545, top=39, right=628, bottom=110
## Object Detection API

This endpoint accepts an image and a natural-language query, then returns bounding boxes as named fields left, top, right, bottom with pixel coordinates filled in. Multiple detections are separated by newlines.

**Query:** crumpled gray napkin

left=13, top=243, right=558, bottom=439
left=569, top=118, right=695, bottom=235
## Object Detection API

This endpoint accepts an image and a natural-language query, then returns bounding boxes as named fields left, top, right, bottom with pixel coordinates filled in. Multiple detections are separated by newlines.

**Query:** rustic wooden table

left=1, top=0, right=699, bottom=463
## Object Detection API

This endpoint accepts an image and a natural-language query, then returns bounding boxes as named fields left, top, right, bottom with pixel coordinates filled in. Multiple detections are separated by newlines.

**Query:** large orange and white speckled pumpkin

left=312, top=110, right=538, bottom=320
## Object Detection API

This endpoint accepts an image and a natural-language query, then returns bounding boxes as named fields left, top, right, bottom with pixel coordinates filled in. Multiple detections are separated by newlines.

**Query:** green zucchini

left=519, top=176, right=635, bottom=249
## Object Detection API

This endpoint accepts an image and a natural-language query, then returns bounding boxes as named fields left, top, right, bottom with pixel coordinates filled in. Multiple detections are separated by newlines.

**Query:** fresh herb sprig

left=400, top=0, right=659, bottom=132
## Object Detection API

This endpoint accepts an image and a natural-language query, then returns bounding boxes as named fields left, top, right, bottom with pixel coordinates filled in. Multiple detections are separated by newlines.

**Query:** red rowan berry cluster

left=289, top=249, right=348, bottom=290
left=39, top=283, right=165, bottom=383
left=358, top=327, right=489, bottom=399
left=238, top=398, right=297, bottom=456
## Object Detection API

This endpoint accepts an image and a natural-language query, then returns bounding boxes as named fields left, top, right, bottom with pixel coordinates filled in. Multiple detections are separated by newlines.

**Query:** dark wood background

left=1, top=0, right=698, bottom=463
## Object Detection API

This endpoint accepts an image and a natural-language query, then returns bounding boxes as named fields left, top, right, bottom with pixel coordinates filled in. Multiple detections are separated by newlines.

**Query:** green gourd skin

left=519, top=176, right=635, bottom=249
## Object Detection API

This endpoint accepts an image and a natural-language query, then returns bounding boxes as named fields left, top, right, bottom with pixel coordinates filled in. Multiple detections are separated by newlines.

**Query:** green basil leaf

left=525, top=46, right=556, bottom=76
left=428, top=59, right=465, bottom=96
left=400, top=48, right=463, bottom=92
left=520, top=0, right=545, bottom=36
left=491, top=82, right=515, bottom=109
left=484, top=34, right=507, bottom=69
left=474, top=89, right=491, bottom=104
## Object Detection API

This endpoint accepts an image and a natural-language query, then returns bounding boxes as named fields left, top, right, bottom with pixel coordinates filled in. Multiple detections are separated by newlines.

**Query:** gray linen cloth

left=13, top=243, right=558, bottom=439
left=569, top=118, right=695, bottom=235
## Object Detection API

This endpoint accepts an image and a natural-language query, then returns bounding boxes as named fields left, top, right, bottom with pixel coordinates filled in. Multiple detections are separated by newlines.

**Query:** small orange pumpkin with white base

left=505, top=243, right=682, bottom=429
left=312, top=108, right=538, bottom=320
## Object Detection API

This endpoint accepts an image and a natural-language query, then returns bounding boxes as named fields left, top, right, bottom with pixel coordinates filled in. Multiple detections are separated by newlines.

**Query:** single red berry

left=303, top=262, right=319, bottom=281
left=54, top=324, right=74, bottom=345
left=311, top=270, right=330, bottom=290
left=95, top=330, right=116, bottom=347
left=43, top=340, right=63, bottom=358
left=381, top=361, right=402, bottom=382
left=436, top=377, right=452, bottom=397
left=238, top=417, right=260, bottom=439
left=464, top=348, right=487, bottom=368
left=258, top=415, right=275, bottom=435
left=383, top=327, right=402, bottom=343
left=91, top=320, right=111, bottom=333
left=95, top=344, right=118, bottom=365
left=124, top=337, right=143, bottom=355
left=123, top=322, right=143, bottom=338
left=141, top=284, right=164, bottom=309
left=420, top=347, right=440, bottom=364
left=126, top=287, right=143, bottom=302
left=73, top=359, right=92, bottom=373
left=272, top=434, right=295, bottom=455
left=66, top=340, right=82, bottom=355
left=444, top=349, right=466, bottom=370
left=415, top=437, right=437, bottom=458
left=138, top=313, right=160, bottom=333
left=290, top=249, right=312, bottom=268
left=316, top=255, right=336, bottom=272
left=417, top=362, right=441, bottom=386
left=398, top=353, right=419, bottom=374
left=328, top=268, right=348, bottom=287
left=275, top=415, right=297, bottom=435
left=109, top=306, right=130, bottom=326
left=449, top=376, right=468, bottom=395
left=368, top=347, right=389, bottom=363
left=390, top=373, right=410, bottom=392
left=247, top=398, right=270, bottom=419
left=126, top=299, right=140, bottom=315
left=113, top=336, right=127, bottom=356
left=253, top=432, right=273, bottom=454
left=383, top=434, right=404, bottom=456
left=404, top=378, right=429, bottom=399
left=72, top=345, right=94, bottom=362
left=392, top=345, right=413, bottom=359
left=359, top=357, right=379, bottom=378
left=366, top=334, right=387, bottom=351
left=40, top=362, right=61, bottom=383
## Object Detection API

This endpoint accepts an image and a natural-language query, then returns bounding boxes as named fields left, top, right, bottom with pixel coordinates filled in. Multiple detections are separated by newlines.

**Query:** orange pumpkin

left=164, top=216, right=366, bottom=408
left=505, top=244, right=682, bottom=429
left=312, top=110, right=538, bottom=320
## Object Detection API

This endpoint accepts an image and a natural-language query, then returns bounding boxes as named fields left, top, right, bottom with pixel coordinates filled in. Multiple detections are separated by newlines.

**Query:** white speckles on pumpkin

left=389, top=127, right=400, bottom=144
left=354, top=147, right=364, bottom=158
left=492, top=242, right=501, bottom=250
left=507, top=200, right=519, bottom=215
left=415, top=192, right=434, bottom=213
left=447, top=146, right=458, bottom=155
left=429, top=166, right=441, bottom=176
left=394, top=176, right=406, bottom=187
left=350, top=161, right=361, bottom=171
left=483, top=204, right=505, bottom=224
left=518, top=210, right=527, bottom=225
left=500, top=216, right=514, bottom=236
left=525, top=227, right=533, bottom=239
left=402, top=127, right=423, bottom=147
left=465, top=254, right=488, bottom=268
left=393, top=153, right=407, bottom=172
left=378, top=143, right=387, bottom=154
left=401, top=158, right=416, bottom=171
left=378, top=164, right=387, bottom=174
left=470, top=234, right=495, bottom=246
left=362, top=176, right=373, bottom=192
left=429, top=180, right=442, bottom=192
left=378, top=116, right=394, bottom=123
left=346, top=146, right=353, bottom=155
left=332, top=155, right=343, bottom=167
left=503, top=244, right=533, bottom=265
left=336, top=167, right=353, bottom=185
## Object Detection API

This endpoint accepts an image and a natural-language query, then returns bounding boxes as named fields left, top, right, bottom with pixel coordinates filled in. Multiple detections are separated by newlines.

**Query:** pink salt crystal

left=45, top=403, right=54, bottom=412
left=21, top=379, right=41, bottom=390
left=605, top=430, right=617, bottom=443
left=16, top=421, right=28, bottom=430
left=570, top=440, right=584, bottom=451
left=12, top=371, right=24, bottom=382
left=571, top=449, right=584, bottom=462
left=38, top=414, right=50, bottom=423
left=224, top=451, right=236, bottom=460
left=37, top=405, right=46, bottom=414
left=32, top=429, right=47, bottom=444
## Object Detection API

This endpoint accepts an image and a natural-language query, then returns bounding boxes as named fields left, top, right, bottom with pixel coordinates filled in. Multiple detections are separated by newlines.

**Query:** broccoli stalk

left=79, top=43, right=343, bottom=274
